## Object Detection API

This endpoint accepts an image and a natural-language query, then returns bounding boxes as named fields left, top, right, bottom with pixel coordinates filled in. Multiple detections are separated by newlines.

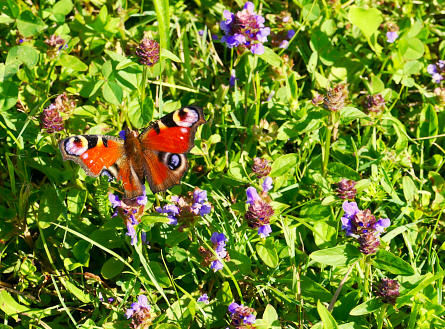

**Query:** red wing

left=59, top=135, right=124, bottom=177
left=139, top=106, right=205, bottom=154
left=116, top=160, right=146, bottom=199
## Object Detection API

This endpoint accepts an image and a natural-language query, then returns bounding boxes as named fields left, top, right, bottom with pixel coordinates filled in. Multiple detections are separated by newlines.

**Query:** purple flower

left=210, top=259, right=223, bottom=271
left=126, top=295, right=149, bottom=319
left=228, top=302, right=256, bottom=327
left=386, top=31, right=398, bottom=43
left=126, top=222, right=137, bottom=246
left=427, top=64, right=438, bottom=74
left=125, top=294, right=154, bottom=328
left=258, top=224, right=272, bottom=238
left=279, top=40, right=289, bottom=49
left=229, top=69, right=237, bottom=87
left=194, top=189, right=207, bottom=203
left=108, top=297, right=114, bottom=303
left=228, top=302, right=239, bottom=314
left=156, top=204, right=180, bottom=225
left=262, top=176, right=273, bottom=193
left=109, top=194, right=121, bottom=208
left=219, top=2, right=269, bottom=55
left=432, top=73, right=444, bottom=83
left=376, top=278, right=400, bottom=305
left=135, top=38, right=160, bottom=66
left=246, top=187, right=260, bottom=204
left=375, top=218, right=391, bottom=233
left=342, top=201, right=359, bottom=219
left=211, top=232, right=227, bottom=246
left=250, top=43, right=265, bottom=55
left=212, top=34, right=219, bottom=40
left=198, top=30, right=204, bottom=36
left=287, top=29, right=295, bottom=39
left=119, top=130, right=126, bottom=140
left=197, top=294, right=209, bottom=303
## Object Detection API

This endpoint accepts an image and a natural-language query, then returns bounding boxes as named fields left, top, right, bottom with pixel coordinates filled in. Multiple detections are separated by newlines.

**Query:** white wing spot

left=65, top=137, right=88, bottom=156
left=176, top=108, right=199, bottom=127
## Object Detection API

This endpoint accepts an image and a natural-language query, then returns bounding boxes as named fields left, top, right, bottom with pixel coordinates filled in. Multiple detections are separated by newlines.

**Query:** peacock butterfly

left=59, top=106, right=206, bottom=199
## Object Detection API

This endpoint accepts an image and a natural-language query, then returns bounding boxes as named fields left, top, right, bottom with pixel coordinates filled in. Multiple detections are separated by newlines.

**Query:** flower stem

left=377, top=304, right=388, bottom=329
left=322, top=112, right=334, bottom=176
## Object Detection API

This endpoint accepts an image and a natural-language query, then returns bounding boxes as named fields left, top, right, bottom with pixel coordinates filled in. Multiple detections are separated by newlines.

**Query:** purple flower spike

left=126, top=222, right=137, bottom=246
left=386, top=31, right=398, bottom=43
left=432, top=73, right=444, bottom=83
left=262, top=176, right=273, bottom=193
left=258, top=224, right=272, bottom=238
left=246, top=187, right=260, bottom=204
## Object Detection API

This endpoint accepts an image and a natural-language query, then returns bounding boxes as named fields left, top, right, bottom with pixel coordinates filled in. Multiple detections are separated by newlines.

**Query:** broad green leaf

left=348, top=7, right=382, bottom=39
left=128, top=96, right=154, bottom=128
left=369, top=74, right=384, bottom=94
left=398, top=38, right=424, bottom=60
left=301, top=275, right=332, bottom=302
left=402, top=176, right=417, bottom=203
left=101, top=257, right=125, bottom=279
left=307, top=51, right=318, bottom=74
left=349, top=298, right=383, bottom=316
left=259, top=46, right=283, bottom=67
left=17, top=11, right=46, bottom=37
left=328, top=162, right=361, bottom=181
left=155, top=325, right=181, bottom=329
left=270, top=153, right=298, bottom=177
left=256, top=240, right=279, bottom=268
left=373, top=249, right=414, bottom=275
left=339, top=107, right=368, bottom=124
left=0, top=290, right=30, bottom=317
left=6, top=45, right=39, bottom=69
left=59, top=54, right=88, bottom=71
left=161, top=48, right=182, bottom=63
left=317, top=300, right=338, bottom=329
left=310, top=244, right=361, bottom=267
left=102, top=81, right=123, bottom=105
left=66, top=189, right=87, bottom=215
left=52, top=0, right=73, bottom=21
left=72, top=240, right=92, bottom=265
left=417, top=104, right=438, bottom=141
left=302, top=2, right=321, bottom=21
left=255, top=304, right=281, bottom=329
left=140, top=213, right=171, bottom=225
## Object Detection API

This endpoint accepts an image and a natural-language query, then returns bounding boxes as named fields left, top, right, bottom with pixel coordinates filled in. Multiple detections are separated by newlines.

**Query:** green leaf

left=270, top=153, right=298, bottom=177
left=398, top=38, right=425, bottom=60
left=302, top=2, right=321, bottom=22
left=317, top=300, right=338, bottom=329
left=17, top=11, right=46, bottom=37
left=72, top=240, right=92, bottom=265
left=339, top=107, right=368, bottom=124
left=101, top=257, right=125, bottom=279
left=348, top=7, right=383, bottom=39
left=259, top=46, right=283, bottom=67
left=402, top=176, right=417, bottom=203
left=328, top=162, right=361, bottom=181
left=155, top=325, right=181, bottom=329
left=63, top=280, right=92, bottom=303
left=59, top=54, right=88, bottom=71
left=6, top=45, right=39, bottom=69
left=128, top=96, right=154, bottom=128
left=255, top=304, right=281, bottom=329
left=140, top=213, right=171, bottom=225
left=52, top=0, right=73, bottom=16
left=369, top=74, right=384, bottom=94
left=256, top=240, right=279, bottom=268
left=310, top=244, right=361, bottom=267
left=373, top=250, right=415, bottom=275
left=0, top=290, right=30, bottom=318
left=102, top=81, right=123, bottom=105
left=349, top=298, right=383, bottom=316
left=417, top=104, right=438, bottom=140
left=66, top=189, right=87, bottom=216
left=160, top=48, right=181, bottom=63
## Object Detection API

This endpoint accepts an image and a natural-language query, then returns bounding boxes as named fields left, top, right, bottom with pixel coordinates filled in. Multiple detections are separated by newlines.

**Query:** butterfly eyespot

left=173, top=108, right=199, bottom=127
left=167, top=153, right=181, bottom=170
left=65, top=136, right=88, bottom=156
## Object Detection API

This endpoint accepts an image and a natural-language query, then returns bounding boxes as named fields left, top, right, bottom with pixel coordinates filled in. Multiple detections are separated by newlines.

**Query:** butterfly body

left=59, top=106, right=205, bottom=199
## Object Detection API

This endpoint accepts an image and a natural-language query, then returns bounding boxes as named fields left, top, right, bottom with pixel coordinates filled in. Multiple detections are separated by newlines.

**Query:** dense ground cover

left=0, top=0, right=444, bottom=328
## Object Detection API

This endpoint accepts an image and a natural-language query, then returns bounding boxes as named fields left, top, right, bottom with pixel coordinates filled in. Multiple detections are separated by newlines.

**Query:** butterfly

left=59, top=106, right=205, bottom=199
